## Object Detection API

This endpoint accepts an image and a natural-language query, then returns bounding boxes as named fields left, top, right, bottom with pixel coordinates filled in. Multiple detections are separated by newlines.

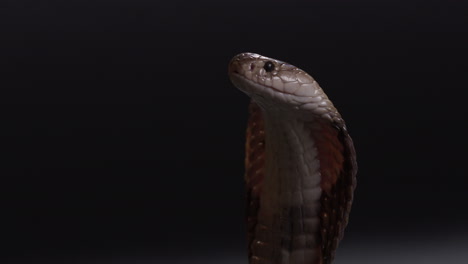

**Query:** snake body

left=228, top=53, right=357, bottom=264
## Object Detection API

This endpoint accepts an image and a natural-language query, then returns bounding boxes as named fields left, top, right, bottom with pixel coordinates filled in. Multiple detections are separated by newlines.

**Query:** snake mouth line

left=231, top=72, right=298, bottom=97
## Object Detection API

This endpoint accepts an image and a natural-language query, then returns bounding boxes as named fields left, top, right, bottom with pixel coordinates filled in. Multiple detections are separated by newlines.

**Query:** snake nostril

left=250, top=63, right=255, bottom=71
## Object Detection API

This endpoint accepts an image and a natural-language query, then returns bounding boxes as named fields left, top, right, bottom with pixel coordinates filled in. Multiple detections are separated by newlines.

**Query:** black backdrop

left=1, top=0, right=467, bottom=263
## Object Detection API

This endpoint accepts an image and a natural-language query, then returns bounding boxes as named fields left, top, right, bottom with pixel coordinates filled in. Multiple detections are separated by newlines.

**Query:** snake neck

left=262, top=112, right=322, bottom=211
left=252, top=110, right=323, bottom=264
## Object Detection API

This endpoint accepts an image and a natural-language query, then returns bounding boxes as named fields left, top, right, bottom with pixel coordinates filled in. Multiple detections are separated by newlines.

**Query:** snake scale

left=228, top=53, right=357, bottom=264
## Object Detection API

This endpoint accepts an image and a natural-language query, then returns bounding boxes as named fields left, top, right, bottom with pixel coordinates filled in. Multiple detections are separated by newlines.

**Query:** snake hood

left=228, top=52, right=340, bottom=123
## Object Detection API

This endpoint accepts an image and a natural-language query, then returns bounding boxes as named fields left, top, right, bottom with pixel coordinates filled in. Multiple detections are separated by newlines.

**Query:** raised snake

left=228, top=53, right=357, bottom=264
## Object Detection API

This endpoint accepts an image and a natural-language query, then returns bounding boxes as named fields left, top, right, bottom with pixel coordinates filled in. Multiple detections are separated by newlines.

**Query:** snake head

left=228, top=52, right=338, bottom=120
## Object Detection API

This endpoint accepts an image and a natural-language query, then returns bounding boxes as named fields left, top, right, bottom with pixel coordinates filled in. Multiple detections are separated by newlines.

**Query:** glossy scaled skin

left=229, top=53, right=357, bottom=264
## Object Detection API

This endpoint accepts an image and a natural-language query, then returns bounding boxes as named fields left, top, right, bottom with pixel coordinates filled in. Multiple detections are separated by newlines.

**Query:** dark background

left=1, top=0, right=467, bottom=263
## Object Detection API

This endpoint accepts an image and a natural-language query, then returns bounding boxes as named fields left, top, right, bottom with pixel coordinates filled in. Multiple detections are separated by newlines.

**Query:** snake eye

left=263, top=61, right=275, bottom=72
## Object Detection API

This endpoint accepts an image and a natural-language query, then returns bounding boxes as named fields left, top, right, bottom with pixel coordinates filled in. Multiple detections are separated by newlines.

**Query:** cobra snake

left=228, top=53, right=357, bottom=264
